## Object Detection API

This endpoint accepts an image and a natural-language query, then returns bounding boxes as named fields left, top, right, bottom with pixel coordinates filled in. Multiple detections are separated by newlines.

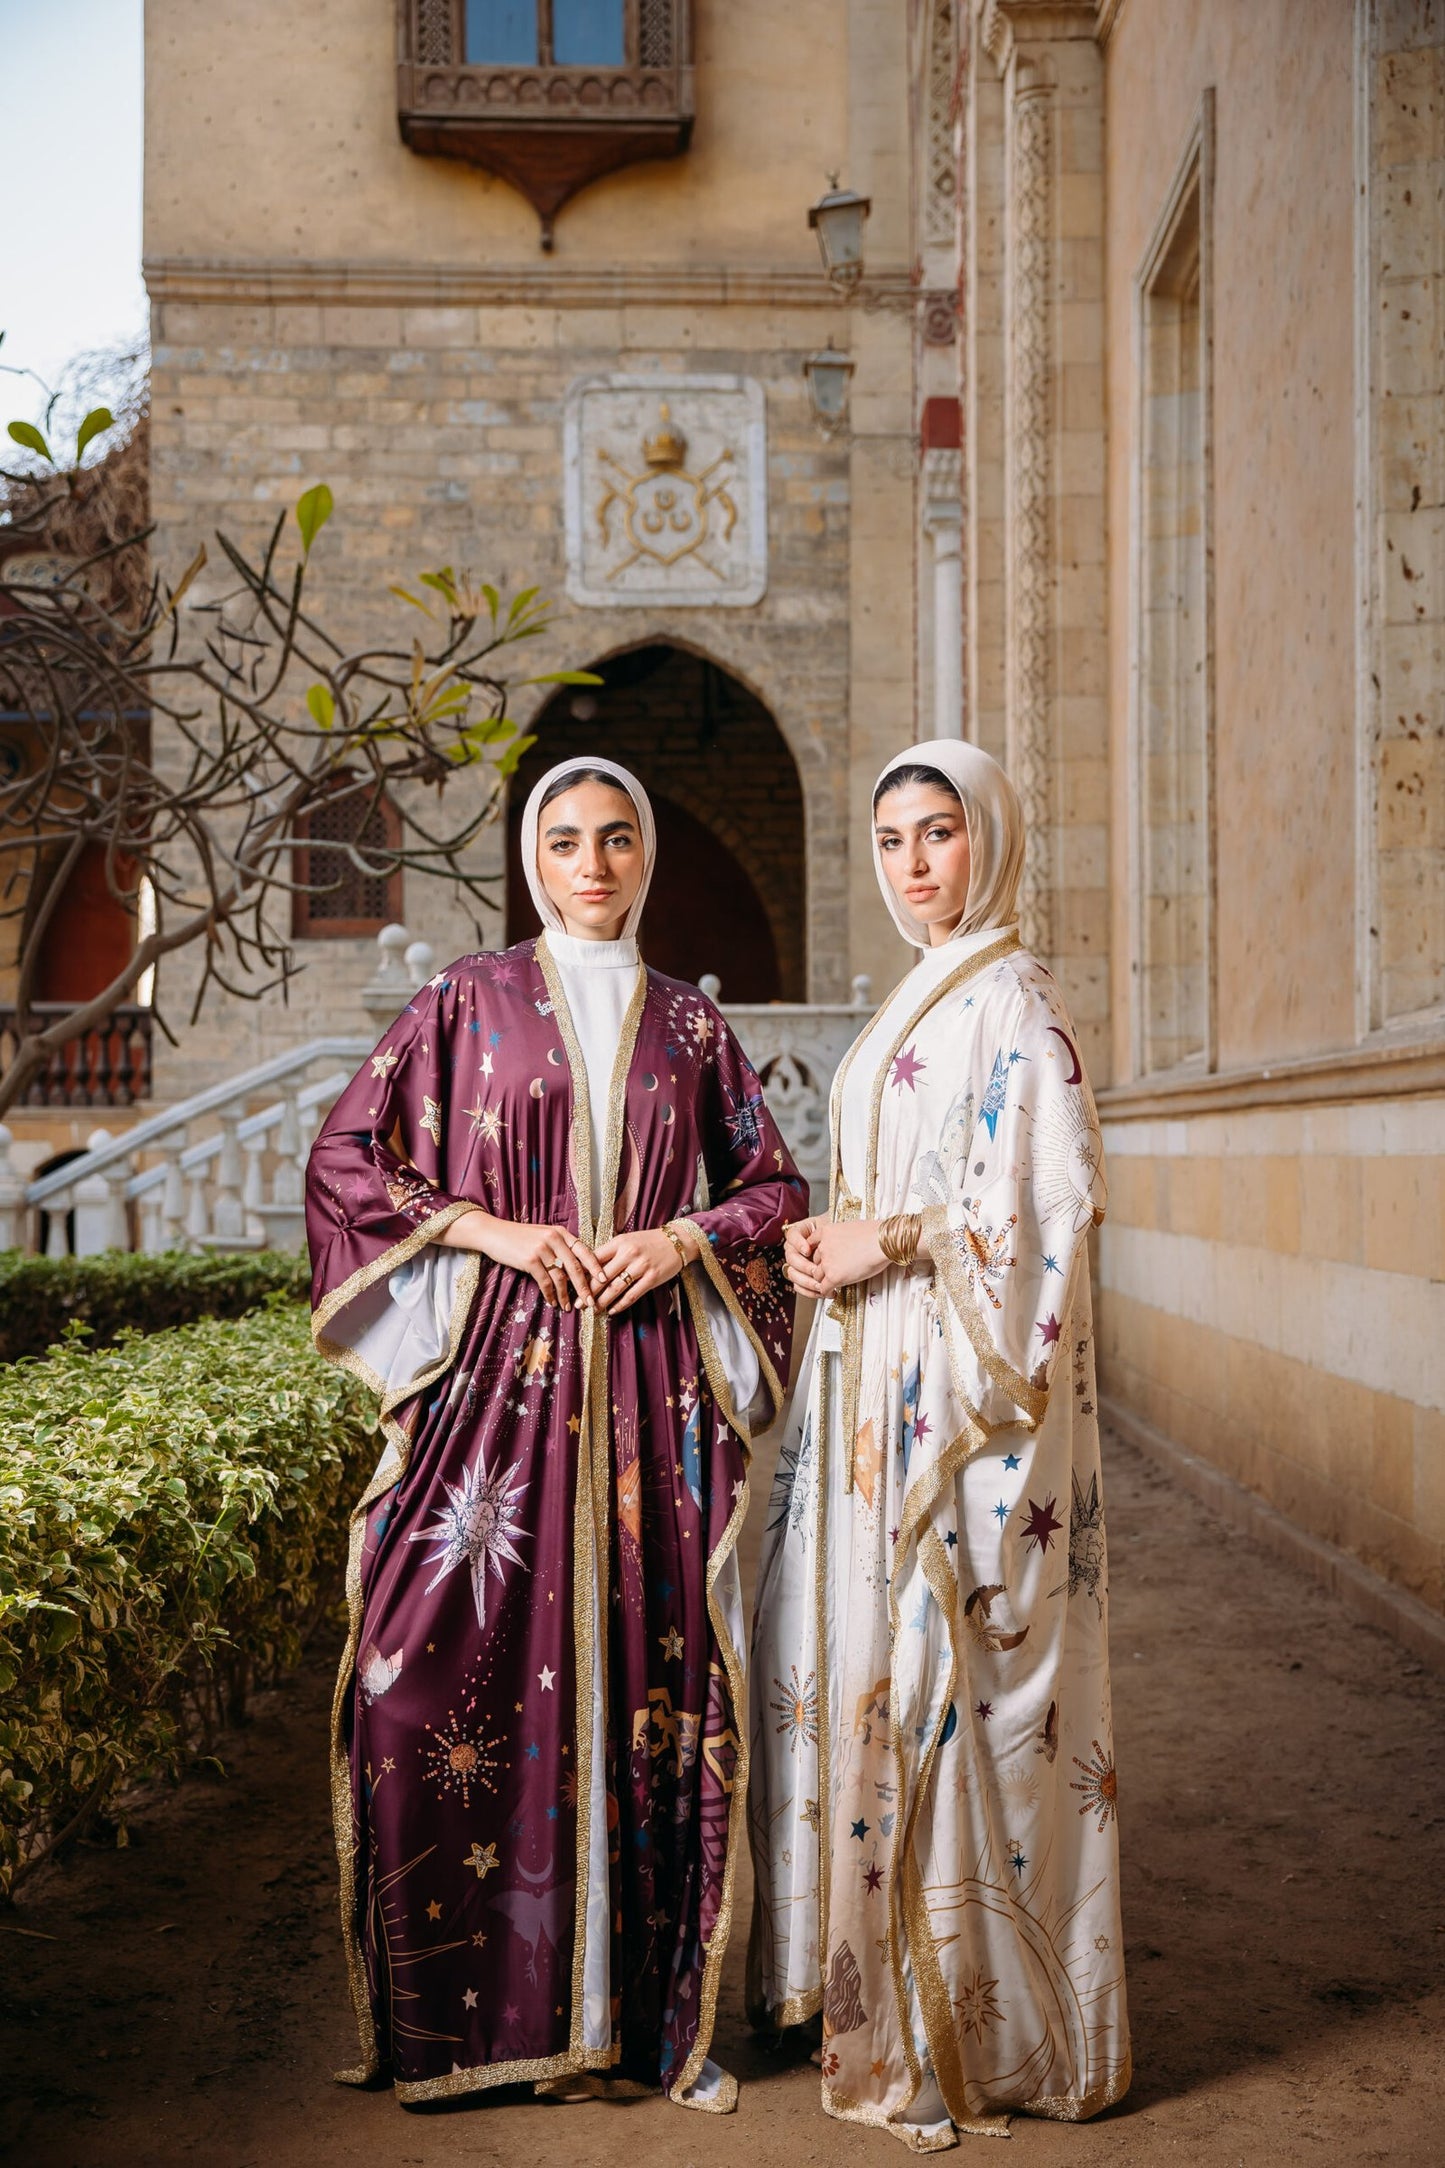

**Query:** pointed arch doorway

left=506, top=642, right=805, bottom=1002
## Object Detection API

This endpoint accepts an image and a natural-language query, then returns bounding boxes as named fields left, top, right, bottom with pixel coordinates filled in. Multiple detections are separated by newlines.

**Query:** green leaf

left=306, top=684, right=336, bottom=731
left=419, top=568, right=457, bottom=602
left=294, top=482, right=334, bottom=558
left=387, top=585, right=432, bottom=614
left=495, top=733, right=537, bottom=778
left=43, top=1609, right=79, bottom=1655
left=505, top=586, right=540, bottom=627
left=7, top=419, right=52, bottom=463
left=480, top=583, right=500, bottom=622
left=75, top=406, right=116, bottom=461
left=521, top=670, right=605, bottom=688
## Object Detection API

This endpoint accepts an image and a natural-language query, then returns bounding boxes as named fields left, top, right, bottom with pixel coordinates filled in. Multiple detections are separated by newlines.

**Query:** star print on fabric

left=1020, top=1494, right=1063, bottom=1554
left=408, top=1446, right=529, bottom=1628
left=526, top=1742, right=540, bottom=1760
left=993, top=1499, right=1009, bottom=1526
left=420, top=1095, right=443, bottom=1145
left=463, top=1842, right=499, bottom=1880
left=1007, top=1048, right=1029, bottom=1066
left=975, top=1700, right=993, bottom=1722
left=889, top=1525, right=900, bottom=1546
left=980, top=1051, right=1008, bottom=1139
left=1038, top=1311, right=1062, bottom=1348
left=370, top=1047, right=398, bottom=1079
left=425, top=1899, right=443, bottom=1921
left=428, top=972, right=451, bottom=990
left=945, top=1528, right=958, bottom=1549
left=1042, top=1254, right=1061, bottom=1275
left=480, top=1050, right=494, bottom=1078
left=863, top=1862, right=884, bottom=1895
left=912, top=1410, right=932, bottom=1445
left=659, top=1626, right=685, bottom=1662
left=1009, top=1846, right=1028, bottom=1875
left=472, top=1930, right=488, bottom=1949
left=539, top=1666, right=556, bottom=1691
left=851, top=1818, right=870, bottom=1841
left=566, top=1413, right=580, bottom=1435
left=465, top=1101, right=505, bottom=1146
left=891, top=1043, right=926, bottom=1093
left=1002, top=1452, right=1021, bottom=1472
left=502, top=2003, right=521, bottom=2025
left=462, top=1987, right=478, bottom=2010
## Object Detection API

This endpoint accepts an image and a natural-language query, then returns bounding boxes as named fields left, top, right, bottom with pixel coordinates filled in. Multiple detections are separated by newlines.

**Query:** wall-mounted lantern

left=808, top=178, right=872, bottom=294
left=802, top=341, right=856, bottom=437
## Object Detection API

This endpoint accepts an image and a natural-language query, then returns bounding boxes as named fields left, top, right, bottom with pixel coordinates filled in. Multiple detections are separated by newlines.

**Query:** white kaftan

left=748, top=929, right=1130, bottom=2147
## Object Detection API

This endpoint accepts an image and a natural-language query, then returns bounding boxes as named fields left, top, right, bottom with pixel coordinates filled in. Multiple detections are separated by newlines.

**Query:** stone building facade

left=945, top=0, right=1444, bottom=1620
left=103, top=0, right=1445, bottom=1619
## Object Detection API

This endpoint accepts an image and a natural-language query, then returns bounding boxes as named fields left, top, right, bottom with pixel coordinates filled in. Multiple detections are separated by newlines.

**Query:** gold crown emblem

left=642, top=402, right=688, bottom=470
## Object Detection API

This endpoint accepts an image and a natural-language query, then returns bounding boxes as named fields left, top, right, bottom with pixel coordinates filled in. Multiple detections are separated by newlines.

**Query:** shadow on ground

left=2, top=1431, right=1442, bottom=2167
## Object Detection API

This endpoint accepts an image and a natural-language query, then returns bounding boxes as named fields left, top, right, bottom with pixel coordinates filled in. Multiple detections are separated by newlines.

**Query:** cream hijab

left=520, top=756, right=657, bottom=940
left=871, top=737, right=1025, bottom=949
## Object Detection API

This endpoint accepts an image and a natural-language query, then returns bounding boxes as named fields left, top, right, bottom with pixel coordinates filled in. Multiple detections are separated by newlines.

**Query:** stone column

left=922, top=446, right=964, bottom=735
left=978, top=0, right=1108, bottom=1061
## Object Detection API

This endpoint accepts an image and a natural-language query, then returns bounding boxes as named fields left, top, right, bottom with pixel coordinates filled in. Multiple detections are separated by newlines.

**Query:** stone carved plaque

left=564, top=374, right=767, bottom=608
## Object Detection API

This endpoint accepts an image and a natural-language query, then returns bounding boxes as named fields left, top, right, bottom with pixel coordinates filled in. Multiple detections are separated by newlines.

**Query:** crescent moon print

left=529, top=1077, right=545, bottom=1099
left=1032, top=1090, right=1108, bottom=1233
left=1047, top=1026, right=1082, bottom=1084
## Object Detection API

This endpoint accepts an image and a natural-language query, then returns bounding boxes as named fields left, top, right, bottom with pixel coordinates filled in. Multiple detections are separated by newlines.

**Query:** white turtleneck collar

left=545, top=930, right=640, bottom=971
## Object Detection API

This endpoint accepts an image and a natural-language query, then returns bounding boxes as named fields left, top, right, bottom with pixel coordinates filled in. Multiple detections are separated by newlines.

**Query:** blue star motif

left=1009, top=1847, right=1028, bottom=1876
left=489, top=1029, right=503, bottom=1047
left=1042, top=1254, right=1061, bottom=1274
left=944, top=1528, right=958, bottom=1548
left=525, top=1741, right=541, bottom=1760
left=546, top=1805, right=559, bottom=1820
left=993, top=1499, right=1009, bottom=1525
left=1002, top=1452, right=1021, bottom=1472
left=851, top=1818, right=870, bottom=1841
left=1008, top=1047, right=1028, bottom=1065
left=964, top=996, right=975, bottom=1009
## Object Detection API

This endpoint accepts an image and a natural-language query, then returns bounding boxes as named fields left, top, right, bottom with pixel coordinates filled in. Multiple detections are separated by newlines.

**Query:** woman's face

left=536, top=779, right=645, bottom=941
left=874, top=779, right=972, bottom=945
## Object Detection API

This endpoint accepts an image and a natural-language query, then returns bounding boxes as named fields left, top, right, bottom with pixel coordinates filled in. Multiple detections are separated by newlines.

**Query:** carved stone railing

left=0, top=933, right=873, bottom=1253
left=0, top=1003, right=153, bottom=1107
left=705, top=972, right=874, bottom=1193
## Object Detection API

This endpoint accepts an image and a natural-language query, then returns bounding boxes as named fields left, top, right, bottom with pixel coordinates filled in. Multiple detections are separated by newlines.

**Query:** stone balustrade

left=0, top=935, right=873, bottom=1254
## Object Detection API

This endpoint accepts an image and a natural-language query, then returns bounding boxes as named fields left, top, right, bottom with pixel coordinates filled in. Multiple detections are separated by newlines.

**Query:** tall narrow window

left=1134, top=96, right=1214, bottom=1074
left=463, top=0, right=624, bottom=66
left=293, top=775, right=403, bottom=940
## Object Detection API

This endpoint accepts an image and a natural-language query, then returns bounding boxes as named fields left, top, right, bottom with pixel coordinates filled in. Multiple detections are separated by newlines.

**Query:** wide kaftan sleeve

left=306, top=979, right=480, bottom=1415
left=920, top=969, right=1107, bottom=1435
left=667, top=1007, right=808, bottom=1439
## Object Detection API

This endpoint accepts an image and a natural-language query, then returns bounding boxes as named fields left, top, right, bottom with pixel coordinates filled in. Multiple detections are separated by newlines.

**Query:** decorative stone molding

left=922, top=448, right=964, bottom=737
left=563, top=374, right=768, bottom=609
left=982, top=0, right=1100, bottom=71
left=923, top=0, right=959, bottom=250
left=142, top=256, right=875, bottom=313
left=1003, top=62, right=1054, bottom=955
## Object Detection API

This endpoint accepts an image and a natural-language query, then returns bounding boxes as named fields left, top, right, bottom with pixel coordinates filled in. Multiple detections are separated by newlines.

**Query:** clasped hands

left=784, top=1215, right=888, bottom=1301
left=438, top=1208, right=700, bottom=1315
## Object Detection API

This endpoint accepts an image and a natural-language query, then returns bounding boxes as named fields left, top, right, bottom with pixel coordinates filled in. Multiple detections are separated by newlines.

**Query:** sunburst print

left=420, top=1706, right=505, bottom=1808
left=998, top=1760, right=1040, bottom=1813
left=954, top=1967, right=1004, bottom=2043
left=1069, top=1738, right=1118, bottom=1831
left=409, top=1447, right=530, bottom=1627
left=770, top=1663, right=819, bottom=1752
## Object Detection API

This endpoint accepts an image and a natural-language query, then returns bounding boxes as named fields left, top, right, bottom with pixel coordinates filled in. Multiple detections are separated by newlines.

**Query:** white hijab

left=520, top=756, right=657, bottom=940
left=871, top=737, right=1025, bottom=950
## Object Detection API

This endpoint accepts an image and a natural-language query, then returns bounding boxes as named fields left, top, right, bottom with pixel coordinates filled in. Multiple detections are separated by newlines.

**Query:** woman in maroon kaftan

left=307, top=757, right=803, bottom=2110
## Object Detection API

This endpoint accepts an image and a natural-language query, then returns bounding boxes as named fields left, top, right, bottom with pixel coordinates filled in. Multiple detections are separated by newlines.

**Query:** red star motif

left=891, top=1044, right=926, bottom=1092
left=863, top=1861, right=884, bottom=1894
left=1020, top=1493, right=1063, bottom=1554
left=1038, top=1311, right=1062, bottom=1347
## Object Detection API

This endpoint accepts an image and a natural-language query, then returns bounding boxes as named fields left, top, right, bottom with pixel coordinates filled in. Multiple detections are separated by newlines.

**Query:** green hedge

left=0, top=1301, right=376, bottom=1893
left=0, top=1249, right=310, bottom=1365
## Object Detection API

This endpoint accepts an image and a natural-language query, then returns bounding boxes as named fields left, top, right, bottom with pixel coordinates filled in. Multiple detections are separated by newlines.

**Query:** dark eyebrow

left=543, top=818, right=637, bottom=840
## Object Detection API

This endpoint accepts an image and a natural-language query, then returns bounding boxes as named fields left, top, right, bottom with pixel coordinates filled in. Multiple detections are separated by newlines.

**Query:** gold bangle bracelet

left=664, top=1225, right=694, bottom=1272
left=877, top=1211, right=923, bottom=1268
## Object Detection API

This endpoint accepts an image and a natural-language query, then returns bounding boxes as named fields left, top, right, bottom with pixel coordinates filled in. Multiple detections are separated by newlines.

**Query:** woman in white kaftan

left=748, top=740, right=1130, bottom=2147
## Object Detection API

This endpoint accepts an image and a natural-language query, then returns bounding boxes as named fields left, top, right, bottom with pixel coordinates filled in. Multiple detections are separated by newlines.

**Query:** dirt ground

left=3, top=1425, right=1443, bottom=2168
